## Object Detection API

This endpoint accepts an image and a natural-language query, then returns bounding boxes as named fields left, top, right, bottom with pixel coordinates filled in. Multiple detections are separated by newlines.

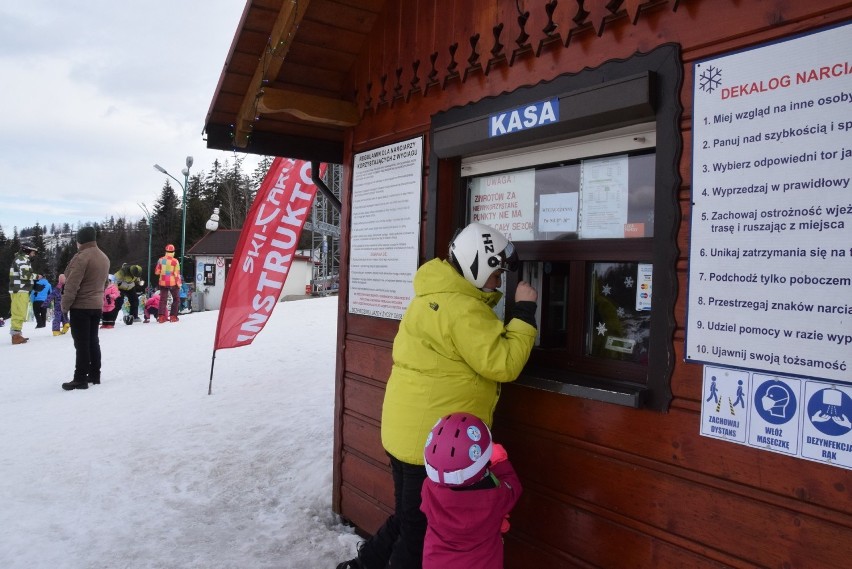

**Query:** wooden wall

left=333, top=1, right=852, bottom=567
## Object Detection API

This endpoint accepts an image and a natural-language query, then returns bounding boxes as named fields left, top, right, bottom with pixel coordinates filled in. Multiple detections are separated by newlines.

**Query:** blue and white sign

left=489, top=98, right=559, bottom=137
left=747, top=374, right=802, bottom=455
left=700, top=365, right=852, bottom=471
left=700, top=366, right=750, bottom=443
left=801, top=382, right=852, bottom=469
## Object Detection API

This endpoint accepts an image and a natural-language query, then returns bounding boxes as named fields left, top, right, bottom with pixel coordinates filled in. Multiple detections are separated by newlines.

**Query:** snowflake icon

left=624, top=276, right=634, bottom=288
left=601, top=284, right=612, bottom=296
left=596, top=322, right=608, bottom=336
left=699, top=64, right=723, bottom=94
left=616, top=307, right=625, bottom=318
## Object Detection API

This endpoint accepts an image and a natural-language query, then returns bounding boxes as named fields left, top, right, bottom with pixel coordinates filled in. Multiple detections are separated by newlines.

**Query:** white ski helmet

left=449, top=222, right=518, bottom=288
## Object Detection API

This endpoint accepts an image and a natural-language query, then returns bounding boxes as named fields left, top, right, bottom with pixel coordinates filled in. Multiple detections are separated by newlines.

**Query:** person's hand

left=491, top=443, right=508, bottom=464
left=514, top=281, right=537, bottom=303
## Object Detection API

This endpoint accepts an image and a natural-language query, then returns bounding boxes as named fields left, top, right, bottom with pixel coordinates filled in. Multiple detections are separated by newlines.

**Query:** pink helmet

left=424, top=412, right=493, bottom=487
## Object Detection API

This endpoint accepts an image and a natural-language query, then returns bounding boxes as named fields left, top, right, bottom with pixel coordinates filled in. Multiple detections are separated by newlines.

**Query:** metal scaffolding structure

left=305, top=163, right=341, bottom=295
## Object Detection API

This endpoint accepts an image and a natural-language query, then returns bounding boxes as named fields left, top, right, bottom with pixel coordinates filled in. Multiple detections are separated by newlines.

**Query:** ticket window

left=464, top=148, right=656, bottom=388
left=432, top=45, right=681, bottom=409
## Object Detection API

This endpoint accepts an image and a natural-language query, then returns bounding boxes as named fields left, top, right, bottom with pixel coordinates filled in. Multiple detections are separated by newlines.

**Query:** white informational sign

left=579, top=155, right=629, bottom=239
left=349, top=137, right=423, bottom=320
left=685, top=23, right=852, bottom=383
left=538, top=192, right=579, bottom=233
left=468, top=169, right=536, bottom=240
left=701, top=365, right=852, bottom=471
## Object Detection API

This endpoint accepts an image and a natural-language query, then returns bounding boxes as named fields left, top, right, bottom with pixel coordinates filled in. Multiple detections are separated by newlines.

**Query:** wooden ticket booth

left=205, top=2, right=851, bottom=566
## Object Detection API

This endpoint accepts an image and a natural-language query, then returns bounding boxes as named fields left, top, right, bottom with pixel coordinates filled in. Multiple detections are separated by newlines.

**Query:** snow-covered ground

left=0, top=297, right=361, bottom=568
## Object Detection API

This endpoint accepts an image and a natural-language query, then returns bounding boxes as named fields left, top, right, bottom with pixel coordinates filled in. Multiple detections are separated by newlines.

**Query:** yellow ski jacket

left=381, top=259, right=537, bottom=465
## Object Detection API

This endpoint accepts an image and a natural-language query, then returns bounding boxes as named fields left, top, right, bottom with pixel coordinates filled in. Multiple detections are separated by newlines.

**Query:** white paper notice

left=468, top=169, right=536, bottom=241
left=538, top=193, right=579, bottom=233
left=349, top=138, right=423, bottom=320
left=685, top=23, right=852, bottom=383
left=579, top=155, right=629, bottom=238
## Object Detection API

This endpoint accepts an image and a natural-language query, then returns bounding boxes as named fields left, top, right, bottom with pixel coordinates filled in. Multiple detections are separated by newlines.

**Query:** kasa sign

left=489, top=98, right=559, bottom=137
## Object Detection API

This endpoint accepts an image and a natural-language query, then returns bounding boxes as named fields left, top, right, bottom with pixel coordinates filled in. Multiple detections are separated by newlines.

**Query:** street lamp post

left=153, top=156, right=193, bottom=278
left=138, top=203, right=153, bottom=292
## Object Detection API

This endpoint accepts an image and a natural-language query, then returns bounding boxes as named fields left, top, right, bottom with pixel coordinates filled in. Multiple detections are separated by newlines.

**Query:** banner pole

left=208, top=349, right=217, bottom=395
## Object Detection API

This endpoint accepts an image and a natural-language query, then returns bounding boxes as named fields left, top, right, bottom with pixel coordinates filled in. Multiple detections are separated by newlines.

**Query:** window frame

left=427, top=44, right=683, bottom=411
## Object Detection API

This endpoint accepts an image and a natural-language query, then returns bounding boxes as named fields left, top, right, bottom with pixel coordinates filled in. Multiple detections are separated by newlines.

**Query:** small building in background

left=186, top=229, right=313, bottom=311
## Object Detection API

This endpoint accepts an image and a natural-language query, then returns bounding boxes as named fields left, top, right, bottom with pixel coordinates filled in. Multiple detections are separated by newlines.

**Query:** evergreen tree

left=184, top=173, right=209, bottom=251
left=29, top=224, right=50, bottom=280
left=152, top=182, right=181, bottom=256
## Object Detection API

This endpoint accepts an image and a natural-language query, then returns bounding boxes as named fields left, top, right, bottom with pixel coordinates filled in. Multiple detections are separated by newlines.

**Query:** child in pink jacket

left=101, top=277, right=121, bottom=329
left=420, top=412, right=523, bottom=569
left=143, top=291, right=161, bottom=323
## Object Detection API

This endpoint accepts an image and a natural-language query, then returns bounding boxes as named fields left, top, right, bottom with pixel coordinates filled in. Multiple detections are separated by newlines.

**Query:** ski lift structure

left=305, top=163, right=341, bottom=296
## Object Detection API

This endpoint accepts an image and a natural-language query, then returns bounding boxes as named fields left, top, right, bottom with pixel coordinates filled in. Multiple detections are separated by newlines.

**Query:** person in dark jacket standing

left=61, top=226, right=110, bottom=391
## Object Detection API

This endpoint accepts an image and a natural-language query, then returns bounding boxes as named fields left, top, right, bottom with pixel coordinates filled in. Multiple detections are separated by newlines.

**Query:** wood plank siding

left=332, top=1, right=852, bottom=567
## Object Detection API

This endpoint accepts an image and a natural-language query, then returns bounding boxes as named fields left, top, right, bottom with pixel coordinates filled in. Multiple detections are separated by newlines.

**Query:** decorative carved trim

left=463, top=33, right=483, bottom=81
left=537, top=0, right=563, bottom=56
left=425, top=52, right=440, bottom=95
left=486, top=23, right=507, bottom=74
left=510, top=10, right=534, bottom=65
left=408, top=59, right=422, bottom=100
left=597, top=0, right=628, bottom=36
left=565, top=0, right=593, bottom=46
left=625, top=0, right=670, bottom=25
left=377, top=73, right=388, bottom=107
left=364, top=81, right=373, bottom=113
left=443, top=42, right=461, bottom=88
left=392, top=67, right=405, bottom=104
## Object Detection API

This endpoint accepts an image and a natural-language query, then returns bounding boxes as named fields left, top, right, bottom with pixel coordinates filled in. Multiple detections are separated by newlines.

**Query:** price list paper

left=685, top=23, right=852, bottom=383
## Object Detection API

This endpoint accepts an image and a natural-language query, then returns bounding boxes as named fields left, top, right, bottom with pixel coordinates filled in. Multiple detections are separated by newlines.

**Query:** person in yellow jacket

left=154, top=244, right=182, bottom=323
left=337, top=222, right=538, bottom=569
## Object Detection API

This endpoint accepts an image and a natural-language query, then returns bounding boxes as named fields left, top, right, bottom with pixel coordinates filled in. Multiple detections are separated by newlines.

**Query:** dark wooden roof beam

left=233, top=0, right=312, bottom=148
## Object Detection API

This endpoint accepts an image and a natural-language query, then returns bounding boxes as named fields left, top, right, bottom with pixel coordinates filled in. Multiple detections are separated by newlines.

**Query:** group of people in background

left=7, top=227, right=191, bottom=391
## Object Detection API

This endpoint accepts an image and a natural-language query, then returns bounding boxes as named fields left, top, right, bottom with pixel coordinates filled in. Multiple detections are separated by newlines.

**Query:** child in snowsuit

left=143, top=291, right=161, bottom=323
left=101, top=276, right=121, bottom=329
left=30, top=275, right=52, bottom=329
left=46, top=274, right=70, bottom=336
left=420, top=412, right=523, bottom=569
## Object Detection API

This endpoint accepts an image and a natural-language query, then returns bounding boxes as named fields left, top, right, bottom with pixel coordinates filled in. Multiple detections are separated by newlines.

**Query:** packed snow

left=0, top=296, right=362, bottom=568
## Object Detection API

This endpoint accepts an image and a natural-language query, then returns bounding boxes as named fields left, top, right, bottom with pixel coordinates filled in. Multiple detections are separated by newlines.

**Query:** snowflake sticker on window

left=698, top=64, right=723, bottom=94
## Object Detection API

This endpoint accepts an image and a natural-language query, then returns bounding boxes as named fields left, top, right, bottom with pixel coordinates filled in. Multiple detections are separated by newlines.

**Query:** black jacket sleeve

left=511, top=301, right=537, bottom=329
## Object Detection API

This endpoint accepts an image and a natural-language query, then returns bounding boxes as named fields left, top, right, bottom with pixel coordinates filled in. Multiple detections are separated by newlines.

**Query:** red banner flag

left=213, top=158, right=323, bottom=350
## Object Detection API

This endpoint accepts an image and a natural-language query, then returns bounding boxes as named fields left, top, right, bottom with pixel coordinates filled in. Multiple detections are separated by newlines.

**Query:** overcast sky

left=0, top=1, right=263, bottom=234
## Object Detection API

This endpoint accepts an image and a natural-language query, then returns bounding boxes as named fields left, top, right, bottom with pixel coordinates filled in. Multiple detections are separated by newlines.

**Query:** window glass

left=467, top=151, right=655, bottom=242
left=587, top=262, right=652, bottom=365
